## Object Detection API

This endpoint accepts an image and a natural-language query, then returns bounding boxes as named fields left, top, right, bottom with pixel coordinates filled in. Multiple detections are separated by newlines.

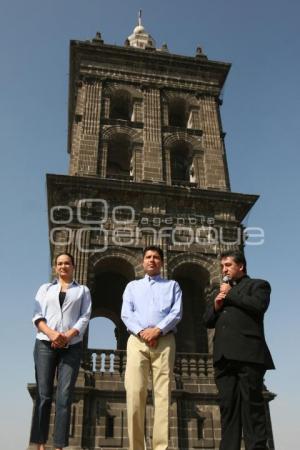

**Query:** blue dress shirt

left=32, top=279, right=92, bottom=345
left=121, top=274, right=182, bottom=335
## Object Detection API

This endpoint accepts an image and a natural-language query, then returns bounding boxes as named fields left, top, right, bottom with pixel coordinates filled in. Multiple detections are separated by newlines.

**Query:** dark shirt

left=59, top=291, right=66, bottom=308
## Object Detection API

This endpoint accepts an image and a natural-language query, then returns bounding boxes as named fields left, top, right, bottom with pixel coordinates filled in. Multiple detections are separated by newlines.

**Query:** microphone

left=222, top=275, right=231, bottom=284
left=216, top=276, right=232, bottom=307
left=216, top=276, right=231, bottom=306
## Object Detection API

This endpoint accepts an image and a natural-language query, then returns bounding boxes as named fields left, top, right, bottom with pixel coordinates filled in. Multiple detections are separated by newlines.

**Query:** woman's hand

left=50, top=331, right=68, bottom=348
left=63, top=328, right=79, bottom=344
left=36, top=319, right=68, bottom=348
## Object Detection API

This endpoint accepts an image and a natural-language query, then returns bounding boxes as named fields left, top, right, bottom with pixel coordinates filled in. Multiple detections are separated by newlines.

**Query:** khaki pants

left=125, top=333, right=175, bottom=450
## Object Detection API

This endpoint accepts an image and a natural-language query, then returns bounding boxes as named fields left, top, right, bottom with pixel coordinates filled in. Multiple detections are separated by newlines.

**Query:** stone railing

left=82, top=349, right=127, bottom=375
left=174, top=352, right=214, bottom=378
left=82, top=349, right=213, bottom=379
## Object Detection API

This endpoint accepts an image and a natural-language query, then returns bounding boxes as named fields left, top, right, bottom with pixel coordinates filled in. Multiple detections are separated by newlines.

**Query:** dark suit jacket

left=203, top=276, right=275, bottom=370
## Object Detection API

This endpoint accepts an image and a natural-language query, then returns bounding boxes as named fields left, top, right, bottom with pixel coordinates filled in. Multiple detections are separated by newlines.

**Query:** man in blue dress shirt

left=121, top=246, right=182, bottom=450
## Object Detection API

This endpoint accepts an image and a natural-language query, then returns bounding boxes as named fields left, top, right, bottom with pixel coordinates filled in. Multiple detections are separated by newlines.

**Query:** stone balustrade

left=82, top=349, right=214, bottom=380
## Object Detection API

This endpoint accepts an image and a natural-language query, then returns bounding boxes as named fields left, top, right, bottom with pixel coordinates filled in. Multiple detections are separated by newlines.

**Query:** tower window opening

left=106, top=135, right=132, bottom=180
left=170, top=142, right=191, bottom=184
left=197, top=416, right=205, bottom=440
left=105, top=415, right=115, bottom=438
left=110, top=90, right=132, bottom=121
left=168, top=98, right=188, bottom=127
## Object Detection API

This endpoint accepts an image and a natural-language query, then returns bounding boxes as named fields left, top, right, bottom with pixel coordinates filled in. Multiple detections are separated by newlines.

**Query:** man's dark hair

left=55, top=252, right=75, bottom=266
left=220, top=249, right=247, bottom=274
left=143, top=246, right=164, bottom=261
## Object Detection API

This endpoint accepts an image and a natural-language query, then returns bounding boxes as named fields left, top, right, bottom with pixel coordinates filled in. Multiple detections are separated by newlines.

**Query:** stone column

left=162, top=100, right=169, bottom=126
left=103, top=96, right=110, bottom=119
left=132, top=98, right=143, bottom=122
left=193, top=151, right=205, bottom=187
left=142, top=87, right=163, bottom=182
left=99, top=141, right=108, bottom=178
left=71, top=79, right=103, bottom=176
left=201, top=96, right=228, bottom=190
left=132, top=144, right=143, bottom=182
left=164, top=147, right=171, bottom=185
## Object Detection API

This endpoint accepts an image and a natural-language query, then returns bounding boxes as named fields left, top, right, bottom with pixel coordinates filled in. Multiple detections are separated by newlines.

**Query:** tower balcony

left=82, top=348, right=215, bottom=393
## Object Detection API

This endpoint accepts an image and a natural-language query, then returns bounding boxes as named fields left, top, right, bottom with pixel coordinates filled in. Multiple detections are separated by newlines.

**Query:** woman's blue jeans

left=30, top=339, right=82, bottom=448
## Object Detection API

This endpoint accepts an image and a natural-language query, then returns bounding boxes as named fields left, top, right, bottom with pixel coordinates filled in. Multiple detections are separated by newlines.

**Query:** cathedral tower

left=28, top=15, right=275, bottom=450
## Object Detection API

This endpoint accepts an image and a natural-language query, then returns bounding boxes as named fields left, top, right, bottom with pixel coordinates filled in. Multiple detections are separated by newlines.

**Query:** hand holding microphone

left=220, top=275, right=232, bottom=295
left=214, top=276, right=232, bottom=311
left=222, top=275, right=231, bottom=284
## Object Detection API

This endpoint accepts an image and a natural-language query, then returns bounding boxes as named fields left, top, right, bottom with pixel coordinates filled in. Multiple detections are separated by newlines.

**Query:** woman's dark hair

left=55, top=252, right=75, bottom=266
left=143, top=246, right=164, bottom=261
left=220, top=249, right=247, bottom=273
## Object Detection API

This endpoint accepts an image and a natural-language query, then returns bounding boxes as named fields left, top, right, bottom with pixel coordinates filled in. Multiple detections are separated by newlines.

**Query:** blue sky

left=0, top=1, right=299, bottom=448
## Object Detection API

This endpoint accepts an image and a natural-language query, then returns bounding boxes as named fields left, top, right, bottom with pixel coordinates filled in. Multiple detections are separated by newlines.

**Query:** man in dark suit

left=203, top=250, right=275, bottom=450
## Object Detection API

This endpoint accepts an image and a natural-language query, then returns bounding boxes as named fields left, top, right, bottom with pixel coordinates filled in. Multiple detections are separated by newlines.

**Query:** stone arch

left=163, top=90, right=198, bottom=105
left=162, top=91, right=200, bottom=128
left=88, top=315, right=117, bottom=350
left=102, top=127, right=143, bottom=180
left=89, top=247, right=141, bottom=277
left=168, top=253, right=220, bottom=286
left=103, top=83, right=143, bottom=100
left=103, top=84, right=143, bottom=122
left=164, top=134, right=203, bottom=185
left=102, top=125, right=143, bottom=144
left=87, top=249, right=140, bottom=349
left=163, top=133, right=202, bottom=152
left=168, top=252, right=212, bottom=273
left=168, top=253, right=219, bottom=353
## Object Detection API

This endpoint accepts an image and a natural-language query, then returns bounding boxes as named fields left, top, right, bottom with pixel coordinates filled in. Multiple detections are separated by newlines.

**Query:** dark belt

left=131, top=330, right=174, bottom=337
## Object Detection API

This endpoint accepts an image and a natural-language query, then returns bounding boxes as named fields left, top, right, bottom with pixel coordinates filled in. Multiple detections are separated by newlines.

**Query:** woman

left=30, top=252, right=92, bottom=450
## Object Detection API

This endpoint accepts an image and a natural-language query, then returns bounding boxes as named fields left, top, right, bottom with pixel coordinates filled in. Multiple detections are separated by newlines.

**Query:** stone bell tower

left=28, top=13, right=275, bottom=450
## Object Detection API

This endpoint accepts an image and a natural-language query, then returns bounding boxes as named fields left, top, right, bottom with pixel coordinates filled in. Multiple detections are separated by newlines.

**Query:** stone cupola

left=127, top=10, right=156, bottom=49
